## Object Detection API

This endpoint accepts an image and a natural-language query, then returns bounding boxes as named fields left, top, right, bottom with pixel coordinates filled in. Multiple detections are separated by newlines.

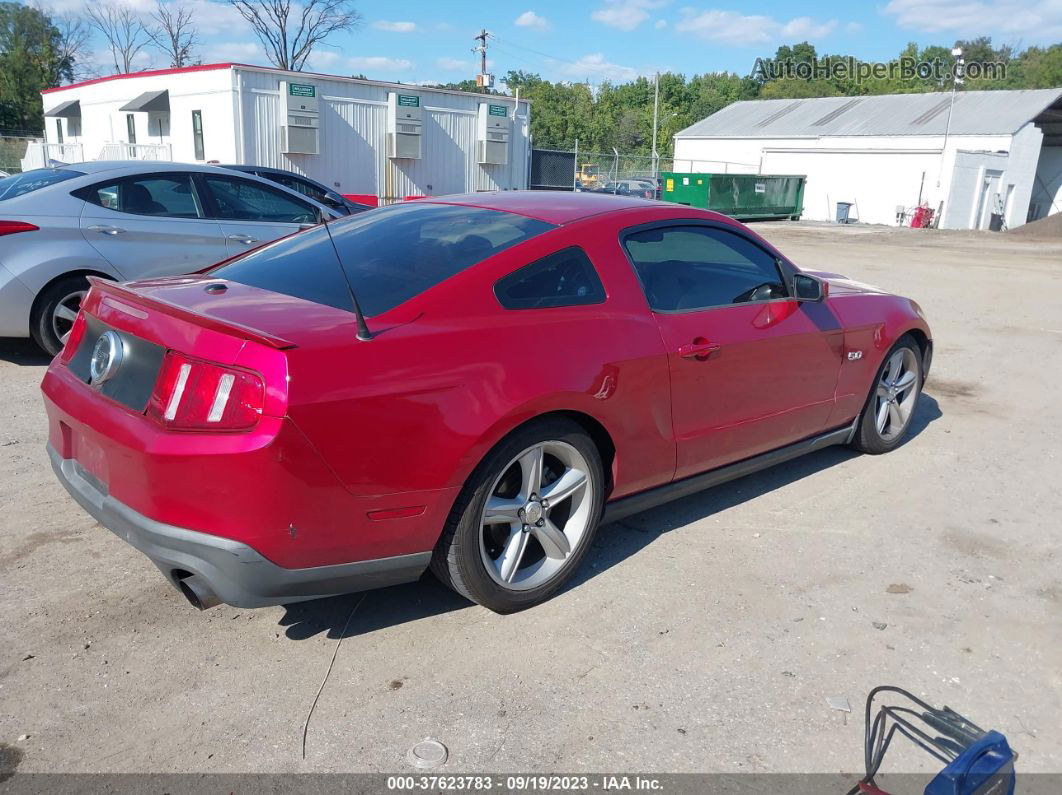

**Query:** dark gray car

left=217, top=164, right=372, bottom=216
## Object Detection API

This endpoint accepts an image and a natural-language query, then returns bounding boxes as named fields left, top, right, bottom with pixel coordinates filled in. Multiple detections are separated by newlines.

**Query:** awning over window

left=44, top=99, right=80, bottom=118
left=119, top=90, right=170, bottom=112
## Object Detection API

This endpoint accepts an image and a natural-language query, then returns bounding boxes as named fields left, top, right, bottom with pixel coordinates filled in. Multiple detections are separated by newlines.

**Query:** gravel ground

left=1, top=222, right=1059, bottom=778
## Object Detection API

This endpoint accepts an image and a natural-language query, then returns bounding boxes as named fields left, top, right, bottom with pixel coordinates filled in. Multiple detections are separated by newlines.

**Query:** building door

left=974, top=169, right=1003, bottom=229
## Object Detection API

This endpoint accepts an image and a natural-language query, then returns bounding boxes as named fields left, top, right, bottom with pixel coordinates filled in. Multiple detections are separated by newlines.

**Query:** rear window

left=211, top=202, right=554, bottom=316
left=0, top=168, right=82, bottom=201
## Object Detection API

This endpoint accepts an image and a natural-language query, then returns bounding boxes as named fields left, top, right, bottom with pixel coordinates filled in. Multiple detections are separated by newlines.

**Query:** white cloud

left=514, top=11, right=551, bottom=31
left=308, top=50, right=343, bottom=69
left=592, top=0, right=667, bottom=31
left=655, top=19, right=667, bottom=29
left=202, top=40, right=264, bottom=63
left=675, top=9, right=838, bottom=45
left=348, top=56, right=414, bottom=72
left=558, top=53, right=642, bottom=82
left=846, top=21, right=864, bottom=33
left=372, top=20, right=417, bottom=33
left=436, top=56, right=469, bottom=71
left=883, top=0, right=1062, bottom=42
left=781, top=16, right=838, bottom=39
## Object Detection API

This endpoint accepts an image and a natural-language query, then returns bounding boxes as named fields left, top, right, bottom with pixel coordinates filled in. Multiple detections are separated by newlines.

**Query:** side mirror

left=793, top=273, right=827, bottom=302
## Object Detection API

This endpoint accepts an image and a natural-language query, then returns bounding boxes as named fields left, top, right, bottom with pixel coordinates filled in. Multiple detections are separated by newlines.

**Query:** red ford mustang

left=42, top=192, right=932, bottom=613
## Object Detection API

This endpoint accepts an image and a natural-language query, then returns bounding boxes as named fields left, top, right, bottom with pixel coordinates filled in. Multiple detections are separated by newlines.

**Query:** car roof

left=423, top=190, right=671, bottom=225
left=13, top=161, right=341, bottom=216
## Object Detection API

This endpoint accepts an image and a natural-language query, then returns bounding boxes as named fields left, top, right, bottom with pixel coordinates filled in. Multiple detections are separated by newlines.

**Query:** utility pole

left=472, top=29, right=493, bottom=90
left=937, top=47, right=964, bottom=188
left=651, top=72, right=660, bottom=178
left=474, top=29, right=488, bottom=75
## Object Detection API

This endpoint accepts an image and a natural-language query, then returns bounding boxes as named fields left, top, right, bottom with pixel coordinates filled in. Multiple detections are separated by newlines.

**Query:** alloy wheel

left=874, top=347, right=919, bottom=441
left=52, top=289, right=86, bottom=347
left=478, top=440, right=594, bottom=591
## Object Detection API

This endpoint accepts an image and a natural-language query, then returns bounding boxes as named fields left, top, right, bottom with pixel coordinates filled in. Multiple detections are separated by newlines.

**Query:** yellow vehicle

left=577, top=163, right=602, bottom=190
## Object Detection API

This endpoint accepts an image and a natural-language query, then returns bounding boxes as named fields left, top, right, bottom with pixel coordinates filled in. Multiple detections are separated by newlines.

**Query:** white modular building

left=673, top=89, right=1062, bottom=229
left=33, top=63, right=531, bottom=202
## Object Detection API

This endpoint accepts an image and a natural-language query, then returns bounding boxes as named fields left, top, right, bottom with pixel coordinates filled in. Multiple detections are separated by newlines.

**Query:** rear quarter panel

left=283, top=215, right=677, bottom=504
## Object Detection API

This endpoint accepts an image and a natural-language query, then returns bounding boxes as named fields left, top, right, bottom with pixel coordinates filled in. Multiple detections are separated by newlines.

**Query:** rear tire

left=31, top=275, right=91, bottom=356
left=851, top=335, right=923, bottom=454
left=430, top=418, right=604, bottom=613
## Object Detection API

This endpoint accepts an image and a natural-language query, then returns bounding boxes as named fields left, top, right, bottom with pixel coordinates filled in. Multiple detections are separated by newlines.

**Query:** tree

left=0, top=2, right=73, bottom=130
left=52, top=11, right=93, bottom=81
left=86, top=3, right=154, bottom=74
left=147, top=1, right=197, bottom=68
left=227, top=0, right=361, bottom=71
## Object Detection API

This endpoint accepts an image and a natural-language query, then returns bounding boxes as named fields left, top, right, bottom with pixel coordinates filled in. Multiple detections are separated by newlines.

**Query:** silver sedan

left=0, top=161, right=342, bottom=354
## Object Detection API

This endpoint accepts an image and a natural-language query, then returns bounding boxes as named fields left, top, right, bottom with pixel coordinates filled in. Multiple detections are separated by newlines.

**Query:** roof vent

left=811, top=98, right=863, bottom=127
left=910, top=98, right=955, bottom=126
left=755, top=102, right=800, bottom=128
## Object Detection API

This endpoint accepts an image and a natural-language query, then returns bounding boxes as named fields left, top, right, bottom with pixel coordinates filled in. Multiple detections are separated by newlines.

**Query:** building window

left=192, top=110, right=204, bottom=160
left=55, top=118, right=63, bottom=144
left=125, top=114, right=136, bottom=144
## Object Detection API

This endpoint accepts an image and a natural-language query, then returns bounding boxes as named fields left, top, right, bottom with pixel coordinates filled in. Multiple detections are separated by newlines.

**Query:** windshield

left=211, top=202, right=555, bottom=316
left=0, top=168, right=83, bottom=201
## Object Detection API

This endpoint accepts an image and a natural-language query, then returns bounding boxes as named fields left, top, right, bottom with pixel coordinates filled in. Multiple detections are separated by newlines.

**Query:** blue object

left=925, top=731, right=1015, bottom=795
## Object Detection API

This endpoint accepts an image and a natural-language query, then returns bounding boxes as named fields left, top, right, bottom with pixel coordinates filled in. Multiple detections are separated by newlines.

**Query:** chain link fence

left=530, top=146, right=676, bottom=193
left=0, top=133, right=43, bottom=175
left=573, top=150, right=673, bottom=186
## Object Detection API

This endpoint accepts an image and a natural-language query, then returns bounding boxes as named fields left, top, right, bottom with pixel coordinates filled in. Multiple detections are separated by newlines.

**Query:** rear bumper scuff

left=48, top=444, right=431, bottom=608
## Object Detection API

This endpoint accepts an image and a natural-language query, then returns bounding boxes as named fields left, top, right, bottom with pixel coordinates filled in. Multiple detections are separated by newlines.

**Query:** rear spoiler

left=87, top=276, right=298, bottom=350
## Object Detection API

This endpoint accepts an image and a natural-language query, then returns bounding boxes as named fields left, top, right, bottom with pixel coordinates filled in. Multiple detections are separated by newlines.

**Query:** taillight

left=59, top=311, right=87, bottom=363
left=0, top=220, right=39, bottom=236
left=147, top=352, right=265, bottom=431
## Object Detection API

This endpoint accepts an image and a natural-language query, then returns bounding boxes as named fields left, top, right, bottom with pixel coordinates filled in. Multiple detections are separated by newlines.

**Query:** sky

left=39, top=0, right=1062, bottom=86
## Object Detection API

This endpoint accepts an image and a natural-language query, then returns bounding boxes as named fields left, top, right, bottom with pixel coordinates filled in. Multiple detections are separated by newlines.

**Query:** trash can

left=836, top=202, right=854, bottom=224
left=989, top=213, right=1003, bottom=232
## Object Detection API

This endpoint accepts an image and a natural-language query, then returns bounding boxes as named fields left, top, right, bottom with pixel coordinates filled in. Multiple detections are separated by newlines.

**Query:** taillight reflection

left=147, top=352, right=264, bottom=431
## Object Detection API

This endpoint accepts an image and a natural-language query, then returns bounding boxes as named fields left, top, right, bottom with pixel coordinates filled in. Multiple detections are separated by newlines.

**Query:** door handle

left=227, top=234, right=259, bottom=245
left=87, top=225, right=126, bottom=235
left=677, top=338, right=720, bottom=360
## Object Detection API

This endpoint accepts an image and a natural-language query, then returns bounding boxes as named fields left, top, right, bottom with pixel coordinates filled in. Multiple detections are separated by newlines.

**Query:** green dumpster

left=660, top=172, right=805, bottom=221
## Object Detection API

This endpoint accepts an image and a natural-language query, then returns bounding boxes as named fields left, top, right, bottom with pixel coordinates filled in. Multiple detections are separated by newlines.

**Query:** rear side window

left=495, top=247, right=605, bottom=309
left=201, top=175, right=317, bottom=224
left=76, top=174, right=202, bottom=218
left=0, top=168, right=82, bottom=201
left=211, top=202, right=554, bottom=316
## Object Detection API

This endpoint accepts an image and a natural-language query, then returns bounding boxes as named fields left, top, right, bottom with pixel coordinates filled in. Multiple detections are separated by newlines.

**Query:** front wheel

left=851, top=336, right=923, bottom=454
left=431, top=418, right=604, bottom=613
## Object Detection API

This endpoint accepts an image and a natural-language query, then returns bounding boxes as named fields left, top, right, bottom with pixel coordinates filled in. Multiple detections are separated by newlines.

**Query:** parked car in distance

left=0, top=162, right=342, bottom=354
left=597, top=179, right=656, bottom=199
left=216, top=164, right=372, bottom=216
left=42, top=191, right=932, bottom=614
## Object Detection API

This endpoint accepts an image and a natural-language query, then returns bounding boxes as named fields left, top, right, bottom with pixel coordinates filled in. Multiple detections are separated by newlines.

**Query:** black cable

left=850, top=686, right=980, bottom=794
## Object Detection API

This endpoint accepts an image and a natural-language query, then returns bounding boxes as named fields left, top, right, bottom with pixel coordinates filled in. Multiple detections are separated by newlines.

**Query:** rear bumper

left=48, top=444, right=431, bottom=608
left=0, top=263, right=33, bottom=338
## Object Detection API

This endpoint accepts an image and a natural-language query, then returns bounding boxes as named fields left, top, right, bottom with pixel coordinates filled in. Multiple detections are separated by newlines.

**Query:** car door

left=622, top=222, right=844, bottom=479
left=196, top=173, right=321, bottom=256
left=77, top=171, right=229, bottom=279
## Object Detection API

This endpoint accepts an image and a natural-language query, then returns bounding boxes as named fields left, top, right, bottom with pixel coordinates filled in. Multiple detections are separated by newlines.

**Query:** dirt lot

left=1, top=222, right=1060, bottom=778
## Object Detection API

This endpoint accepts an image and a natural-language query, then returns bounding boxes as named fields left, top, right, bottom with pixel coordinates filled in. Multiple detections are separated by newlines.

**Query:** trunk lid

left=87, top=275, right=364, bottom=349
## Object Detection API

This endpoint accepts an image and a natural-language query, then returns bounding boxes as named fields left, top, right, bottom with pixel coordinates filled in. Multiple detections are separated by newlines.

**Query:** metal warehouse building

left=31, top=63, right=531, bottom=203
left=673, top=89, right=1062, bottom=229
